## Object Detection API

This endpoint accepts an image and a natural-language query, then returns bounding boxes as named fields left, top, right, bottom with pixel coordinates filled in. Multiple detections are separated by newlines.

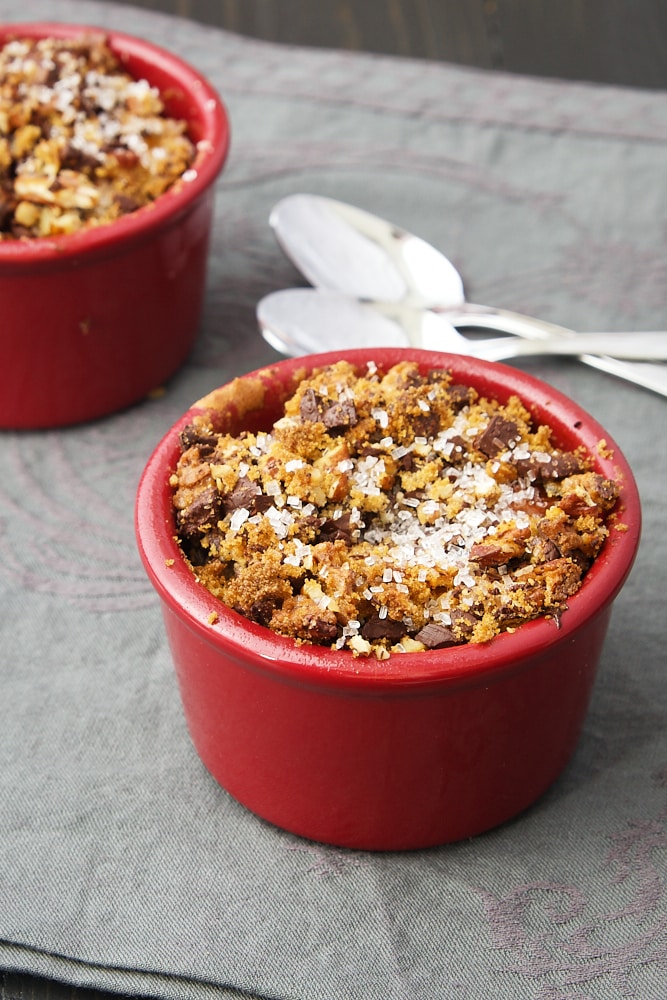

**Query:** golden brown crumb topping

left=171, top=361, right=620, bottom=658
left=0, top=33, right=195, bottom=238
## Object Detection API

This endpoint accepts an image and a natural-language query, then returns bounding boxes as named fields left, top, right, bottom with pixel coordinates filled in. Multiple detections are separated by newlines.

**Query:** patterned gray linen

left=0, top=2, right=665, bottom=998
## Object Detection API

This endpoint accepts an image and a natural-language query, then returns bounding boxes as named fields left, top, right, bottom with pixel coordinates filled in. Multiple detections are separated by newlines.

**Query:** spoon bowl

left=270, top=194, right=465, bottom=307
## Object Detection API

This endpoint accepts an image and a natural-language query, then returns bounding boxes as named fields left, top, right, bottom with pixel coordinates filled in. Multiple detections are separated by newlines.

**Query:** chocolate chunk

left=60, top=142, right=100, bottom=172
left=447, top=435, right=468, bottom=460
left=395, top=368, right=426, bottom=388
left=222, top=476, right=263, bottom=513
left=177, top=487, right=223, bottom=538
left=514, top=450, right=583, bottom=481
left=533, top=537, right=560, bottom=563
left=179, top=423, right=216, bottom=454
left=414, top=623, right=460, bottom=649
left=591, top=475, right=619, bottom=507
left=114, top=193, right=140, bottom=215
left=218, top=482, right=274, bottom=517
left=0, top=193, right=14, bottom=232
left=450, top=609, right=479, bottom=638
left=469, top=542, right=504, bottom=567
left=306, top=618, right=340, bottom=643
left=536, top=518, right=590, bottom=568
left=444, top=384, right=474, bottom=410
left=249, top=597, right=279, bottom=627
left=474, top=415, right=520, bottom=457
left=317, top=512, right=356, bottom=545
left=361, top=615, right=407, bottom=642
left=544, top=452, right=584, bottom=479
left=299, top=389, right=357, bottom=429
left=410, top=409, right=441, bottom=440
left=300, top=388, right=321, bottom=423
left=295, top=514, right=324, bottom=540
left=181, top=539, right=208, bottom=566
left=42, top=63, right=61, bottom=88
left=252, top=494, right=275, bottom=514
left=321, top=399, right=357, bottom=430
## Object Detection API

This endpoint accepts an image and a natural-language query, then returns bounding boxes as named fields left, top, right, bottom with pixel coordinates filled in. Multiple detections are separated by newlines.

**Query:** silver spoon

left=269, top=193, right=667, bottom=396
left=258, top=287, right=667, bottom=361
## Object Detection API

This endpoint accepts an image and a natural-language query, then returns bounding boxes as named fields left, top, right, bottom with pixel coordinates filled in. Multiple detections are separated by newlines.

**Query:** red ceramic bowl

left=0, top=23, right=230, bottom=428
left=135, top=349, right=641, bottom=850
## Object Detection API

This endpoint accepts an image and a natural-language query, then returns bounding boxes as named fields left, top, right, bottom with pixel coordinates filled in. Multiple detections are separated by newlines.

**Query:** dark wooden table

left=1, top=976, right=97, bottom=1000
left=116, top=0, right=667, bottom=90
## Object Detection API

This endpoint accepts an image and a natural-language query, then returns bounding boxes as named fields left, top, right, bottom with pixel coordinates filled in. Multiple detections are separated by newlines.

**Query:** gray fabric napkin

left=1, top=1, right=666, bottom=998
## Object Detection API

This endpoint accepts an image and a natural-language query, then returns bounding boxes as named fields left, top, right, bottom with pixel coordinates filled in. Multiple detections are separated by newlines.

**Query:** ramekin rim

left=135, top=349, right=642, bottom=692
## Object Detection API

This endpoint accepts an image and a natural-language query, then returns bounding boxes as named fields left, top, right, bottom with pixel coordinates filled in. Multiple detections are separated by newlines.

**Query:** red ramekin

left=135, top=349, right=641, bottom=850
left=0, top=22, right=230, bottom=428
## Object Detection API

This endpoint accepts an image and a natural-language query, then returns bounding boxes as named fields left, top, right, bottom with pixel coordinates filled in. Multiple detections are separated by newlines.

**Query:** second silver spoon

left=258, top=288, right=667, bottom=361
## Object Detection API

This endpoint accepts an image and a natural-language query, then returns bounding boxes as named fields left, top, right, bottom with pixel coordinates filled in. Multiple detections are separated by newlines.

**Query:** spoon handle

left=440, top=303, right=601, bottom=341
left=476, top=330, right=667, bottom=362
left=440, top=304, right=667, bottom=397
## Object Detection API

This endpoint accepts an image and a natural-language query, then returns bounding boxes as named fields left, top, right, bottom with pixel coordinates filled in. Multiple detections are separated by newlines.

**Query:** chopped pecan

left=470, top=526, right=529, bottom=567
left=558, top=494, right=600, bottom=518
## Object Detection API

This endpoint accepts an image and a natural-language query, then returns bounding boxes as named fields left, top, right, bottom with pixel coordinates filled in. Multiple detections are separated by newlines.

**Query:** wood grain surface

left=115, top=0, right=667, bottom=89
